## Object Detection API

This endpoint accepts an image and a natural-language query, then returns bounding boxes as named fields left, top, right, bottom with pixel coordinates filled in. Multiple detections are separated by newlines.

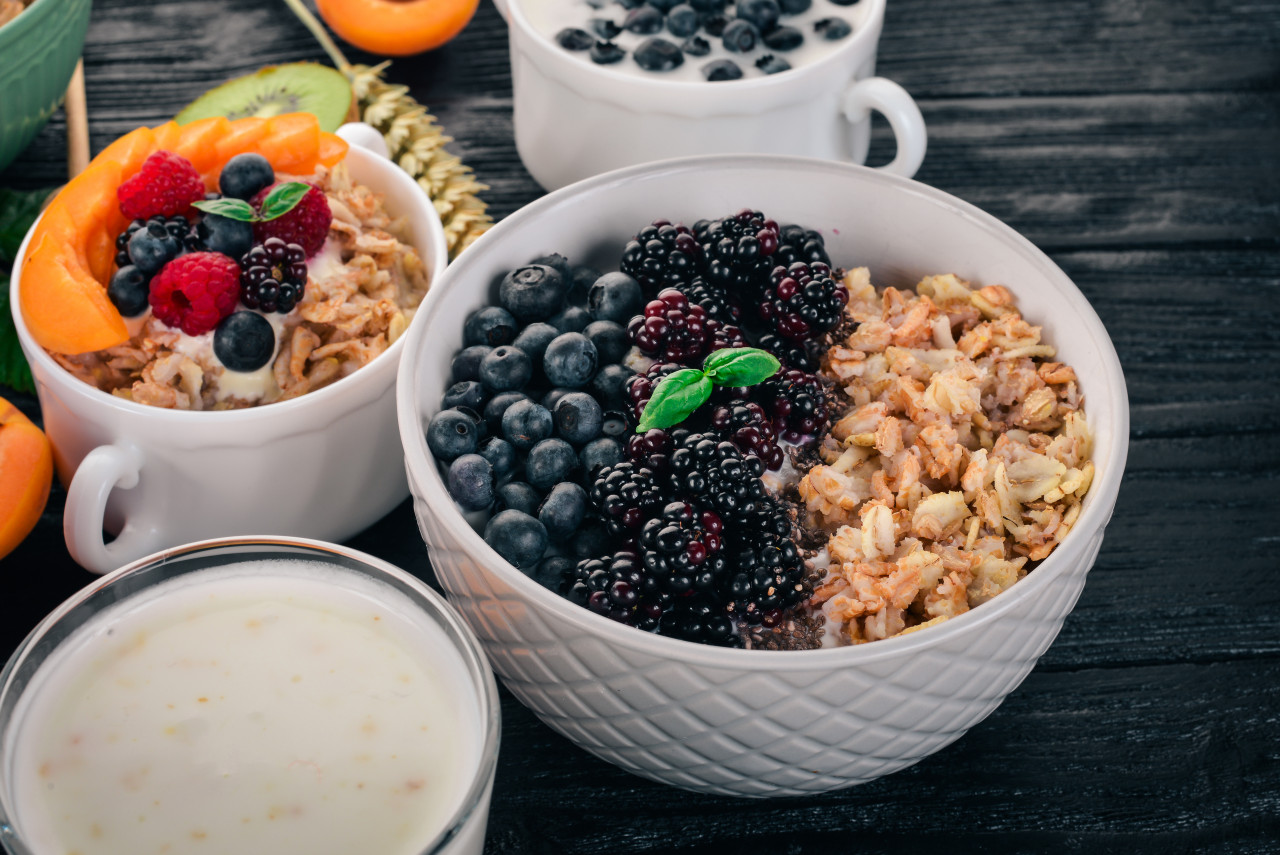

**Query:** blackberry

left=626, top=361, right=693, bottom=420
left=758, top=368, right=830, bottom=442
left=666, top=432, right=771, bottom=522
left=619, top=220, right=704, bottom=293
left=240, top=238, right=308, bottom=313
left=759, top=261, right=848, bottom=340
left=114, top=219, right=146, bottom=267
left=637, top=501, right=725, bottom=598
left=589, top=460, right=671, bottom=537
left=672, top=275, right=740, bottom=324
left=660, top=596, right=742, bottom=647
left=626, top=427, right=676, bottom=470
left=773, top=223, right=832, bottom=268
left=628, top=288, right=707, bottom=364
left=116, top=216, right=190, bottom=268
left=757, top=331, right=819, bottom=372
left=694, top=209, right=780, bottom=297
left=710, top=400, right=786, bottom=470
left=564, top=550, right=665, bottom=629
left=719, top=517, right=806, bottom=625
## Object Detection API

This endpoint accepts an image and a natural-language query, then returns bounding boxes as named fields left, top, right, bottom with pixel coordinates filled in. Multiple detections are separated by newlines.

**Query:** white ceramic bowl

left=496, top=0, right=927, bottom=190
left=397, top=155, right=1129, bottom=797
left=9, top=123, right=448, bottom=575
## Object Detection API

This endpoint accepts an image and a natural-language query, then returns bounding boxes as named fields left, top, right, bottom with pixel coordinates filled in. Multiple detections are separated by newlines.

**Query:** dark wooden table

left=3, top=0, right=1279, bottom=851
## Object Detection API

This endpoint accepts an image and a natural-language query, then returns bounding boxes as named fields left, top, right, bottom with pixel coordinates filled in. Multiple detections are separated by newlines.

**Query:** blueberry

left=479, top=345, right=532, bottom=392
left=556, top=27, right=596, bottom=50
left=624, top=5, right=664, bottom=34
left=484, top=391, right=530, bottom=434
left=464, top=306, right=518, bottom=347
left=571, top=524, right=613, bottom=560
left=600, top=410, right=631, bottom=438
left=447, top=454, right=495, bottom=511
left=587, top=271, right=643, bottom=322
left=543, top=333, right=599, bottom=388
left=756, top=53, right=791, bottom=74
left=127, top=222, right=181, bottom=274
left=107, top=265, right=149, bottom=317
left=427, top=408, right=482, bottom=461
left=570, top=265, right=602, bottom=302
left=554, top=392, right=604, bottom=444
left=495, top=482, right=542, bottom=516
left=499, top=264, right=567, bottom=321
left=501, top=399, right=554, bottom=450
left=549, top=305, right=592, bottom=334
left=666, top=3, right=699, bottom=36
left=526, top=438, right=579, bottom=490
left=580, top=436, right=623, bottom=477
left=509, top=322, right=557, bottom=365
left=722, top=19, right=759, bottom=52
left=218, top=153, right=275, bottom=201
left=590, top=363, right=635, bottom=408
left=690, top=0, right=725, bottom=12
left=703, top=58, right=743, bottom=81
left=682, top=35, right=712, bottom=56
left=579, top=320, right=625, bottom=364
left=814, top=16, right=851, bottom=39
left=736, top=0, right=780, bottom=33
left=478, top=436, right=517, bottom=479
left=541, top=388, right=574, bottom=411
left=538, top=482, right=588, bottom=542
left=483, top=510, right=548, bottom=570
left=634, top=37, right=684, bottom=71
left=451, top=345, right=492, bottom=382
left=763, top=25, right=803, bottom=50
left=442, top=380, right=488, bottom=412
left=530, top=555, right=575, bottom=590
left=212, top=311, right=275, bottom=372
left=195, top=214, right=253, bottom=260
left=648, top=0, right=680, bottom=11
left=778, top=0, right=809, bottom=11
left=591, top=40, right=626, bottom=64
left=589, top=18, right=621, bottom=39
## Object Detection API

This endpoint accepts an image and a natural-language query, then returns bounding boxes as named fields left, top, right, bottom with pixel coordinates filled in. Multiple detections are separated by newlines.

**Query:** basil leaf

left=257, top=182, right=312, bottom=221
left=0, top=283, right=34, bottom=394
left=0, top=187, right=53, bottom=265
left=702, top=347, right=780, bottom=387
left=636, top=368, right=713, bottom=432
left=191, top=197, right=257, bottom=222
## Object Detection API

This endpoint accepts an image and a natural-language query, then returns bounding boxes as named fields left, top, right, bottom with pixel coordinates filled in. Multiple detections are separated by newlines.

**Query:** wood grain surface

left=2, top=0, right=1278, bottom=852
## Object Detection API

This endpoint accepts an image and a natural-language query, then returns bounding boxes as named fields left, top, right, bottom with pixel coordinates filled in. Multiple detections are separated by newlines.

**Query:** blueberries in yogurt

left=814, top=16, right=852, bottom=39
left=590, top=17, right=622, bottom=38
left=702, top=14, right=729, bottom=36
left=703, top=58, right=744, bottom=80
left=590, top=40, right=627, bottom=63
left=827, top=0, right=858, bottom=5
left=556, top=27, right=596, bottom=50
left=682, top=34, right=712, bottom=56
left=634, top=37, right=685, bottom=71
left=666, top=4, right=699, bottom=37
left=763, top=25, right=804, bottom=50
left=778, top=0, right=811, bottom=12
left=756, top=53, right=792, bottom=74
left=624, top=5, right=664, bottom=34
left=722, top=19, right=759, bottom=52
left=737, top=0, right=781, bottom=34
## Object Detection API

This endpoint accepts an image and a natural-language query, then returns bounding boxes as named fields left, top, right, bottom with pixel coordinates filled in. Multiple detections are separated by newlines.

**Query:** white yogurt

left=524, top=0, right=869, bottom=82
left=5, top=560, right=481, bottom=855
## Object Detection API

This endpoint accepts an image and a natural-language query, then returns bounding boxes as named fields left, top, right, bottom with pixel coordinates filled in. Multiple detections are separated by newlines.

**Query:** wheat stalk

left=281, top=0, right=492, bottom=257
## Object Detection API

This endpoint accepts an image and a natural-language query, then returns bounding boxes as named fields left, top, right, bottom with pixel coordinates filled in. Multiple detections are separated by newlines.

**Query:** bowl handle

left=64, top=443, right=160, bottom=575
left=336, top=122, right=390, bottom=160
left=842, top=77, right=927, bottom=179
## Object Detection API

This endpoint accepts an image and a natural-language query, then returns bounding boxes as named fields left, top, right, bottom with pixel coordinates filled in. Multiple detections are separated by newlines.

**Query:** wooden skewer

left=65, top=59, right=89, bottom=179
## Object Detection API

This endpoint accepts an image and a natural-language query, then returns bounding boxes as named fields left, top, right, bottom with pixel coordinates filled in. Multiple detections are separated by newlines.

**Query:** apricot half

left=0, top=397, right=53, bottom=561
left=19, top=114, right=348, bottom=356
left=316, top=0, right=479, bottom=56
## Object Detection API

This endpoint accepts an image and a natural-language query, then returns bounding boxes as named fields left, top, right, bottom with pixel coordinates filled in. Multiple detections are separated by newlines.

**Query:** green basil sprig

left=635, top=347, right=780, bottom=432
left=191, top=181, right=312, bottom=223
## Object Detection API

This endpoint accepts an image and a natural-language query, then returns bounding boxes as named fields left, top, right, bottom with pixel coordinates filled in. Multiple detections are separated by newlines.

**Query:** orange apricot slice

left=0, top=397, right=54, bottom=560
left=315, top=0, right=479, bottom=57
left=20, top=113, right=348, bottom=356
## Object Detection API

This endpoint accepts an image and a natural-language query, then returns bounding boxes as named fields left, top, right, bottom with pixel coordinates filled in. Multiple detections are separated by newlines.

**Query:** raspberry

left=117, top=151, right=206, bottom=220
left=251, top=183, right=332, bottom=257
left=148, top=252, right=241, bottom=336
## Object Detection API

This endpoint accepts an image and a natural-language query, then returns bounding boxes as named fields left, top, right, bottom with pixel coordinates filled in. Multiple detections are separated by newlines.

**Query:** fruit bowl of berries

left=397, top=154, right=1128, bottom=797
left=10, top=115, right=448, bottom=573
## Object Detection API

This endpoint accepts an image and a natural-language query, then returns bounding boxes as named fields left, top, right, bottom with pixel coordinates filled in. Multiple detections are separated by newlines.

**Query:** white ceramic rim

left=8, top=142, right=449, bottom=426
left=0, top=535, right=501, bottom=855
left=397, top=153, right=1130, bottom=670
left=500, top=0, right=886, bottom=99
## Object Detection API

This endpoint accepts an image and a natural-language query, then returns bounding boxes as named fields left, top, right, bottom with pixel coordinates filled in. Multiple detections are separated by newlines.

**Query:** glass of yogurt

left=0, top=537, right=500, bottom=855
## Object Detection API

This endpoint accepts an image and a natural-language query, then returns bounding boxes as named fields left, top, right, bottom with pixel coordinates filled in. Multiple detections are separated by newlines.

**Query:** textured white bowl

left=397, top=155, right=1129, bottom=797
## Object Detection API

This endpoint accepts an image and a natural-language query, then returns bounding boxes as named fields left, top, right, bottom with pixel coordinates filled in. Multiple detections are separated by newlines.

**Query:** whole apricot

left=316, top=0, right=479, bottom=56
left=0, top=397, right=53, bottom=560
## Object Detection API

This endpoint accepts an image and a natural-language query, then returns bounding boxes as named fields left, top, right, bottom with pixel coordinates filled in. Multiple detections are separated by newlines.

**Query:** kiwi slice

left=175, top=63, right=353, bottom=132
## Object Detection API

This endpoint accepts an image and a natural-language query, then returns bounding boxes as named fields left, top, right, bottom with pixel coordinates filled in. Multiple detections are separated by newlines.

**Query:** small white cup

left=495, top=0, right=927, bottom=190
left=8, top=124, right=449, bottom=575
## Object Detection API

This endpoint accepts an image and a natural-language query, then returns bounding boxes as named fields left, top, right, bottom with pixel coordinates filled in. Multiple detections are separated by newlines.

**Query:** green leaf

left=701, top=347, right=781, bottom=387
left=0, top=281, right=34, bottom=394
left=191, top=197, right=257, bottom=222
left=636, top=368, right=713, bottom=432
left=257, top=182, right=312, bottom=221
left=0, top=187, right=54, bottom=266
